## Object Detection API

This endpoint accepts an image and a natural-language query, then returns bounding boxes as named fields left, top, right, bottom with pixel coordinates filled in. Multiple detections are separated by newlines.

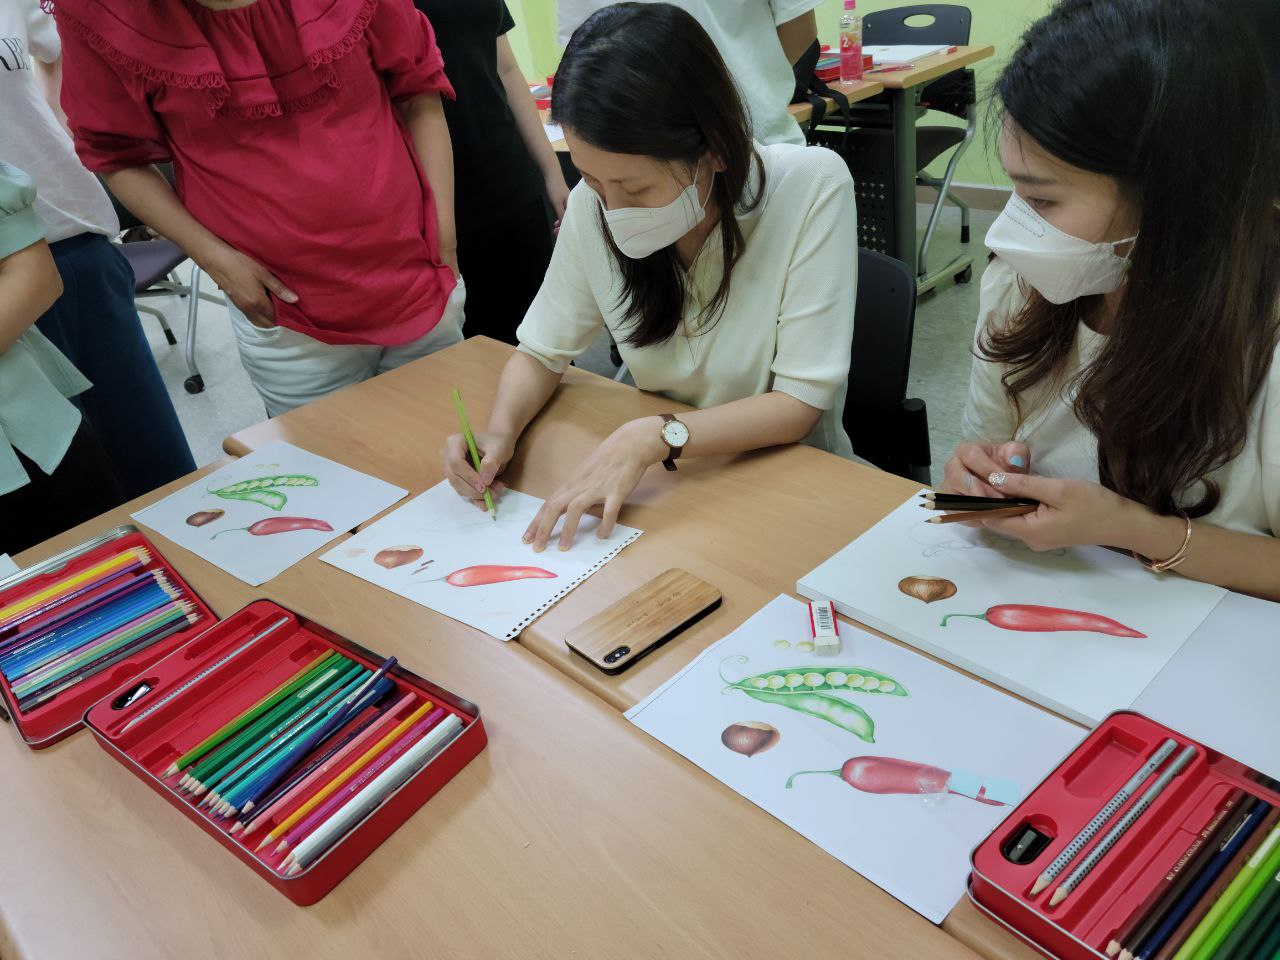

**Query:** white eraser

left=809, top=600, right=840, bottom=655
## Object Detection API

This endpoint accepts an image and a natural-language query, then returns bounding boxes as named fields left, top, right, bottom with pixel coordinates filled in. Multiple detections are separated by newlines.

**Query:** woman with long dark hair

left=944, top=0, right=1280, bottom=599
left=441, top=3, right=857, bottom=551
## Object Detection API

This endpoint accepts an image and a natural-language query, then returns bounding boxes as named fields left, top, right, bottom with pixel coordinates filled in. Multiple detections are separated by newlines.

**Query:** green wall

left=507, top=0, right=1055, bottom=187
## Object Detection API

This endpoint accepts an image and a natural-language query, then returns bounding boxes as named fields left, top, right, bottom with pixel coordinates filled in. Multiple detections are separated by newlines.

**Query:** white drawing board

left=797, top=493, right=1227, bottom=725
left=319, top=481, right=642, bottom=640
left=133, top=441, right=407, bottom=586
left=626, top=594, right=1082, bottom=923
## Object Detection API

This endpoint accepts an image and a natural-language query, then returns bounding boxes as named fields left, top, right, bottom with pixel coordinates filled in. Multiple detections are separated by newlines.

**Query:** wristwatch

left=658, top=414, right=690, bottom=472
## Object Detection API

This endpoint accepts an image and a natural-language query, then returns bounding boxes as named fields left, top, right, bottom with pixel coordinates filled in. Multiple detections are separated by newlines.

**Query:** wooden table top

left=872, top=44, right=997, bottom=91
left=217, top=337, right=1051, bottom=960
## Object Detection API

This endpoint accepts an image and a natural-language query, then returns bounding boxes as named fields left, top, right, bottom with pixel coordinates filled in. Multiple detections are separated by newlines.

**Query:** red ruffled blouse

left=54, top=0, right=457, bottom=346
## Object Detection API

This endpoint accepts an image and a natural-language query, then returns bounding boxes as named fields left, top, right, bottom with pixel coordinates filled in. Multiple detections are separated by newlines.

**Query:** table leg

left=890, top=87, right=919, bottom=279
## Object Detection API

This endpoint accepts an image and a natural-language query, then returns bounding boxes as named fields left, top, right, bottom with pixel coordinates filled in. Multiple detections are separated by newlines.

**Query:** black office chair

left=99, top=164, right=222, bottom=394
left=863, top=4, right=976, bottom=282
left=845, top=248, right=931, bottom=483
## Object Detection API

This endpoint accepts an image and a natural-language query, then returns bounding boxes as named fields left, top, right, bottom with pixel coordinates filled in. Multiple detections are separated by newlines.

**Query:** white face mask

left=600, top=160, right=709, bottom=259
left=985, top=194, right=1137, bottom=304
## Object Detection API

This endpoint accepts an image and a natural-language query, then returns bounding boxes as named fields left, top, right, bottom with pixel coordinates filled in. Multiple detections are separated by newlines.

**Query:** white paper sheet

left=544, top=123, right=564, bottom=143
left=132, top=441, right=407, bottom=586
left=1134, top=591, right=1280, bottom=780
left=797, top=493, right=1227, bottom=725
left=319, top=481, right=642, bottom=640
left=626, top=595, right=1082, bottom=922
left=0, top=554, right=18, bottom=578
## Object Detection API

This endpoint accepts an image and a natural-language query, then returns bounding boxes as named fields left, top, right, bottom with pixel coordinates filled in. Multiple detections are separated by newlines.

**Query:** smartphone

left=565, top=569, right=722, bottom=674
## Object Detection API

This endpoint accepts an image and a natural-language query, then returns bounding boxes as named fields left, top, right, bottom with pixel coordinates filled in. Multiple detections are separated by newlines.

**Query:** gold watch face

left=662, top=419, right=690, bottom=448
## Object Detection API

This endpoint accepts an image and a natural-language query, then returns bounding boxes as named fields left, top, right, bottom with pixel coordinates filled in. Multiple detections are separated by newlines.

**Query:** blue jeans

left=37, top=234, right=195, bottom=500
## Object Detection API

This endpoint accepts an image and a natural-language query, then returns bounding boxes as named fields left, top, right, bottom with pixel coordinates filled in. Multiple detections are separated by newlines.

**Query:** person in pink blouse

left=53, top=0, right=465, bottom=416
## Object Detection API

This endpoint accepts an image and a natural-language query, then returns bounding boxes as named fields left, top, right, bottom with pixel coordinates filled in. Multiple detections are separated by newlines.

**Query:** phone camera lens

left=604, top=646, right=631, bottom=663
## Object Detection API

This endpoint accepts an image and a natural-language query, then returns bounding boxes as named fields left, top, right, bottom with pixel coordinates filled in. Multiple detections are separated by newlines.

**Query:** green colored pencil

left=452, top=388, right=495, bottom=520
left=1175, top=822, right=1280, bottom=959
left=1186, top=821, right=1280, bottom=959
left=1251, top=912, right=1280, bottom=958
left=187, top=661, right=359, bottom=791
left=1213, top=851, right=1280, bottom=957
left=165, top=650, right=337, bottom=777
left=206, top=669, right=370, bottom=811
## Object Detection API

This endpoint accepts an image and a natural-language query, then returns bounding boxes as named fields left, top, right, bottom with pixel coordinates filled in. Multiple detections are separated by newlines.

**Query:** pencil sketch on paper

left=718, top=655, right=908, bottom=744
left=721, top=721, right=780, bottom=757
left=206, top=474, right=320, bottom=512
left=897, top=576, right=957, bottom=604
left=908, top=520, right=1069, bottom=559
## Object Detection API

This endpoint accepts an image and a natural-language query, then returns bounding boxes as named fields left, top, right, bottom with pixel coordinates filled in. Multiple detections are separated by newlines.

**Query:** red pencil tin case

left=969, top=711, right=1280, bottom=959
left=84, top=599, right=487, bottom=905
left=0, top=525, right=215, bottom=749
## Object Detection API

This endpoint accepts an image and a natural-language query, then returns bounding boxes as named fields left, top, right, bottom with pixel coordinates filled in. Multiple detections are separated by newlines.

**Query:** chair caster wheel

left=184, top=374, right=205, bottom=394
left=956, top=266, right=973, bottom=284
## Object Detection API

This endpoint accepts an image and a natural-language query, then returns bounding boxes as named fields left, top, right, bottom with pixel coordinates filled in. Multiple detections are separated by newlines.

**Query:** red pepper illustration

left=786, top=756, right=1011, bottom=805
left=211, top=517, right=334, bottom=539
left=939, top=604, right=1145, bottom=638
left=443, top=565, right=557, bottom=587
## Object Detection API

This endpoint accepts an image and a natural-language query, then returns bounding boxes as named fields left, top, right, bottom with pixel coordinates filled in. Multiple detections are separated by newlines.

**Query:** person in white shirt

left=442, top=3, right=856, bottom=551
left=557, top=0, right=820, bottom=146
left=0, top=0, right=194, bottom=501
left=944, top=0, right=1280, bottom=600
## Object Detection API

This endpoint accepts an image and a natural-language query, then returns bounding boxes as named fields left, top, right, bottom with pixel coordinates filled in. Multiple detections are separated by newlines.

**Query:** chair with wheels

left=863, top=3, right=977, bottom=284
left=99, top=165, right=223, bottom=394
left=845, top=248, right=931, bottom=483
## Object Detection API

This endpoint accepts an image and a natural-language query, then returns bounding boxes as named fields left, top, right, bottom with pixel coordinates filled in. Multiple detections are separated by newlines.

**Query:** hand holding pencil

left=442, top=390, right=514, bottom=516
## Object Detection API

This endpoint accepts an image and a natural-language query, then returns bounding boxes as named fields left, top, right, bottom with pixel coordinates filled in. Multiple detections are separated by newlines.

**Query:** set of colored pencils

left=919, top=491, right=1039, bottom=524
left=164, top=648, right=464, bottom=876
left=0, top=547, right=201, bottom=713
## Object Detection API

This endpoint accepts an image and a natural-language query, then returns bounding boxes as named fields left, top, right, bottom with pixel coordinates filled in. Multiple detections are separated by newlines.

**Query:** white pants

left=229, top=276, right=467, bottom=417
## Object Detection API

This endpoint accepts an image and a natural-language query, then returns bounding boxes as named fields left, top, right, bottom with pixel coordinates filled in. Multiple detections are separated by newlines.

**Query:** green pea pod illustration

left=207, top=474, right=319, bottom=512
left=735, top=686, right=876, bottom=742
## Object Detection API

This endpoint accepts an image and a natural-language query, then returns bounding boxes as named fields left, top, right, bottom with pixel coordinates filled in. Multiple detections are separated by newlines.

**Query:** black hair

left=983, top=0, right=1280, bottom=518
left=550, top=2, right=765, bottom=348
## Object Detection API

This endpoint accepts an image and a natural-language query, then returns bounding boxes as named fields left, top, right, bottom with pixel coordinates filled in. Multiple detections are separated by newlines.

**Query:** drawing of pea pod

left=727, top=663, right=909, bottom=697
left=208, top=474, right=319, bottom=511
left=733, top=686, right=877, bottom=742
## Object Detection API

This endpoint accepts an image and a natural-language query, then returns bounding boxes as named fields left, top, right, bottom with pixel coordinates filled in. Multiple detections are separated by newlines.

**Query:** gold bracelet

left=1133, top=513, right=1192, bottom=573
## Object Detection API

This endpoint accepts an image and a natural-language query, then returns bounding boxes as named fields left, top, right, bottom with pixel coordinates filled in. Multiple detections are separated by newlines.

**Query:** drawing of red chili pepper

left=210, top=517, right=334, bottom=539
left=786, top=756, right=1015, bottom=806
left=439, top=565, right=557, bottom=587
left=939, top=604, right=1145, bottom=638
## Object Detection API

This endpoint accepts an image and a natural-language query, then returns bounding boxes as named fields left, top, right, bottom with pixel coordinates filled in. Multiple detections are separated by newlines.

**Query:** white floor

left=146, top=203, right=992, bottom=484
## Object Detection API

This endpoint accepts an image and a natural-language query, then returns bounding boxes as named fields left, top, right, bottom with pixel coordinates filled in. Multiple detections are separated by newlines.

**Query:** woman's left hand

left=975, top=472, right=1139, bottom=551
left=524, top=418, right=664, bottom=551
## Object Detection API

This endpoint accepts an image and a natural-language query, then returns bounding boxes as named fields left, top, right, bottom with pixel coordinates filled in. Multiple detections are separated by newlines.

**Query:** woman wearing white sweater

left=442, top=2, right=857, bottom=551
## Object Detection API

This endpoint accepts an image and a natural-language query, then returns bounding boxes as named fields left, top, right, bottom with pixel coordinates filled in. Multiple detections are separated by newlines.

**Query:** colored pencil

left=1250, top=914, right=1280, bottom=959
left=923, top=492, right=1039, bottom=508
left=1189, top=821, right=1280, bottom=959
left=452, top=387, right=495, bottom=520
left=121, top=615, right=293, bottom=733
left=259, top=699, right=436, bottom=852
left=1035, top=739, right=1180, bottom=896
left=1219, top=861, right=1280, bottom=958
left=201, top=666, right=370, bottom=807
left=0, top=568, right=155, bottom=653
left=165, top=651, right=337, bottom=777
left=1107, top=790, right=1247, bottom=956
left=1154, top=808, right=1280, bottom=959
left=15, top=615, right=197, bottom=712
left=284, top=713, right=464, bottom=875
left=1173, top=820, right=1280, bottom=959
left=236, top=694, right=413, bottom=836
left=0, top=548, right=150, bottom=626
left=927, top=504, right=1038, bottom=524
left=1051, top=745, right=1199, bottom=906
left=277, top=705, right=447, bottom=853
left=226, top=675, right=396, bottom=814
left=1124, top=796, right=1267, bottom=960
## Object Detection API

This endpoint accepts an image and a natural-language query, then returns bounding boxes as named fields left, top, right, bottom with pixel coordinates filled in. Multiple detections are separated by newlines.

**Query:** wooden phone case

left=565, top=569, right=721, bottom=674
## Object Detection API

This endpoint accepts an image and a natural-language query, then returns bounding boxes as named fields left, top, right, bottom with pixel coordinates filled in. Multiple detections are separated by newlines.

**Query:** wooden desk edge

left=875, top=44, right=997, bottom=90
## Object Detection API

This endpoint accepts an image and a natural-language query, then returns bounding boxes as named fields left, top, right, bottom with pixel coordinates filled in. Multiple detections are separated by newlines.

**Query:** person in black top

left=417, top=0, right=570, bottom=345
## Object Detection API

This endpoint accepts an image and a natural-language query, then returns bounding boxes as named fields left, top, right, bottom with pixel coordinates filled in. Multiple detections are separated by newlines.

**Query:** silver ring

left=988, top=472, right=1008, bottom=488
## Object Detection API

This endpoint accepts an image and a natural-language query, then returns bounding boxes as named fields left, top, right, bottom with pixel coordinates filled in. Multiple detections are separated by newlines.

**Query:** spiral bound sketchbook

left=319, top=482, right=642, bottom=641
